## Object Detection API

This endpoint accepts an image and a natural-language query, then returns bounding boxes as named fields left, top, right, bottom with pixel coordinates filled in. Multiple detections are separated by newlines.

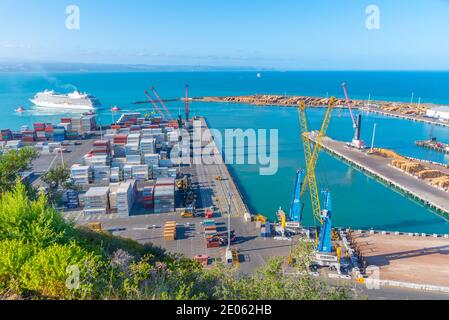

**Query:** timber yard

left=3, top=83, right=449, bottom=299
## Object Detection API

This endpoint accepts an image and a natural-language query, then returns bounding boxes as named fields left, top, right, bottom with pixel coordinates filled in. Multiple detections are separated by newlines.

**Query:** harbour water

left=1, top=71, right=449, bottom=233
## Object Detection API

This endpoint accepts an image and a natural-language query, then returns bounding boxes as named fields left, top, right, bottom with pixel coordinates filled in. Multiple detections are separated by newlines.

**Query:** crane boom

left=289, top=169, right=303, bottom=223
left=185, top=84, right=190, bottom=121
left=151, top=86, right=174, bottom=120
left=298, top=97, right=335, bottom=223
left=144, top=90, right=168, bottom=121
left=342, top=83, right=357, bottom=128
left=342, top=83, right=364, bottom=148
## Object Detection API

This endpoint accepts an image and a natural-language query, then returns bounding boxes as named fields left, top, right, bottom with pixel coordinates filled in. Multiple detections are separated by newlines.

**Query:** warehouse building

left=426, top=106, right=449, bottom=121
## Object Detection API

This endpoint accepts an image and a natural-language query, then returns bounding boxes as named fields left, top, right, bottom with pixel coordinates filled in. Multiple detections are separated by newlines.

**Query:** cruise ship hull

left=30, top=99, right=96, bottom=111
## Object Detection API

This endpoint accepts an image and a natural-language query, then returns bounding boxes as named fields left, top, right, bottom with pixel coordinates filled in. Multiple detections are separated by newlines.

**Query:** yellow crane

left=298, top=97, right=336, bottom=224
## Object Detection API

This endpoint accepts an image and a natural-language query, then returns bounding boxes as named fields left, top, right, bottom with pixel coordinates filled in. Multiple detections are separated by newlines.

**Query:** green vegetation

left=41, top=163, right=74, bottom=205
left=0, top=147, right=38, bottom=195
left=0, top=182, right=352, bottom=300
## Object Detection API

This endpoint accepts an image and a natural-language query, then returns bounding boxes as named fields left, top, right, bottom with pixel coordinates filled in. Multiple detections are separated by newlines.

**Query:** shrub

left=20, top=242, right=103, bottom=299
left=0, top=239, right=35, bottom=293
left=0, top=182, right=70, bottom=247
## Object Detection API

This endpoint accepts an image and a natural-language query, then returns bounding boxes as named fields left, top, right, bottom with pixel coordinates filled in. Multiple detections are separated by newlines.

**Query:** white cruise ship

left=30, top=90, right=101, bottom=111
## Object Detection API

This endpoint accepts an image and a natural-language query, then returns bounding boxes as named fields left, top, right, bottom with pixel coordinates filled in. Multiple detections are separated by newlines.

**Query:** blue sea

left=1, top=71, right=449, bottom=233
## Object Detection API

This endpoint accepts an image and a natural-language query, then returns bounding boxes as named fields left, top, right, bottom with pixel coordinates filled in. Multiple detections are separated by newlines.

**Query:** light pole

left=371, top=123, right=377, bottom=151
left=59, top=149, right=65, bottom=167
left=227, top=190, right=232, bottom=250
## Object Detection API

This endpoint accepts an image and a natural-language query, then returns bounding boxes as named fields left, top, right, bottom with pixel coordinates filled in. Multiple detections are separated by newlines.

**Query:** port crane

left=342, top=83, right=365, bottom=149
left=151, top=86, right=174, bottom=120
left=185, top=84, right=190, bottom=122
left=297, top=97, right=340, bottom=266
left=144, top=89, right=168, bottom=121
left=289, top=169, right=304, bottom=224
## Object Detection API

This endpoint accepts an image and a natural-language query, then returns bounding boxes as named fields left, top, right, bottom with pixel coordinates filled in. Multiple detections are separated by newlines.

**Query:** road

left=31, top=135, right=97, bottom=188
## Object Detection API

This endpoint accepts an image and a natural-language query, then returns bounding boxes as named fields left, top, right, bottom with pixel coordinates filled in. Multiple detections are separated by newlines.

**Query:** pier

left=415, top=140, right=449, bottom=154
left=309, top=135, right=449, bottom=216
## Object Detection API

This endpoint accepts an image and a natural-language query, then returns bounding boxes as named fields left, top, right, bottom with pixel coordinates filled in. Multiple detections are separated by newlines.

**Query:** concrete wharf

left=309, top=135, right=449, bottom=216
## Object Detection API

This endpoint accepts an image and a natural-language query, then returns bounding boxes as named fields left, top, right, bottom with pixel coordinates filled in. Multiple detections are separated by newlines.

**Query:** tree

left=0, top=147, right=38, bottom=195
left=41, top=163, right=74, bottom=205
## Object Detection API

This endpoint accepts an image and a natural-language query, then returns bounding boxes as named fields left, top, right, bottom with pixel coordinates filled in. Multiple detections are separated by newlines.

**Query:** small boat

left=15, top=106, right=25, bottom=113
left=83, top=110, right=96, bottom=116
left=111, top=105, right=121, bottom=112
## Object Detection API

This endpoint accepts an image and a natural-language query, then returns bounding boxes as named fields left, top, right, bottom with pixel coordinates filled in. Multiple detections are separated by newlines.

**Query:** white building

left=426, top=106, right=449, bottom=121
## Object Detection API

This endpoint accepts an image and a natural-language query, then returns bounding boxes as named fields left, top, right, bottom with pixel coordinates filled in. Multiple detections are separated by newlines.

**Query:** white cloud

left=1, top=43, right=31, bottom=49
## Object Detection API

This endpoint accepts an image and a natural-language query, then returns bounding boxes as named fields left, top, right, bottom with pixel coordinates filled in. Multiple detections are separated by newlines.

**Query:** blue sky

left=0, top=0, right=448, bottom=70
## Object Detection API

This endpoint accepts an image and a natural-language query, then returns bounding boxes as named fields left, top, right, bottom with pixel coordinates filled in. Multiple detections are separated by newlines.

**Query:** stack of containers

left=141, top=128, right=154, bottom=138
left=167, top=131, right=179, bottom=148
left=111, top=157, right=127, bottom=169
left=92, top=140, right=112, bottom=166
left=91, top=155, right=110, bottom=167
left=93, top=166, right=111, bottom=184
left=59, top=122, right=72, bottom=132
left=83, top=186, right=110, bottom=215
left=125, top=133, right=141, bottom=156
left=159, top=159, right=173, bottom=168
left=132, top=165, right=149, bottom=181
left=12, top=132, right=23, bottom=141
left=64, top=189, right=79, bottom=209
left=1, top=129, right=13, bottom=142
left=113, top=134, right=128, bottom=157
left=108, top=183, right=120, bottom=213
left=123, top=165, right=133, bottom=181
left=126, top=154, right=142, bottom=165
left=203, top=220, right=219, bottom=248
left=168, top=168, right=177, bottom=178
left=61, top=117, right=72, bottom=124
left=34, top=123, right=47, bottom=142
left=71, top=117, right=82, bottom=135
left=53, top=125, right=66, bottom=142
left=116, top=180, right=136, bottom=216
left=66, top=129, right=79, bottom=140
left=118, top=127, right=130, bottom=135
left=153, top=166, right=169, bottom=179
left=33, top=122, right=46, bottom=132
left=154, top=178, right=175, bottom=213
left=44, top=124, right=54, bottom=141
left=142, top=185, right=154, bottom=209
left=168, top=120, right=179, bottom=129
left=144, top=153, right=159, bottom=167
left=61, top=118, right=78, bottom=140
left=140, top=138, right=156, bottom=155
left=110, top=167, right=122, bottom=182
left=71, top=164, right=91, bottom=185
left=21, top=130, right=35, bottom=144
left=81, top=115, right=96, bottom=134
left=92, top=140, right=111, bottom=156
